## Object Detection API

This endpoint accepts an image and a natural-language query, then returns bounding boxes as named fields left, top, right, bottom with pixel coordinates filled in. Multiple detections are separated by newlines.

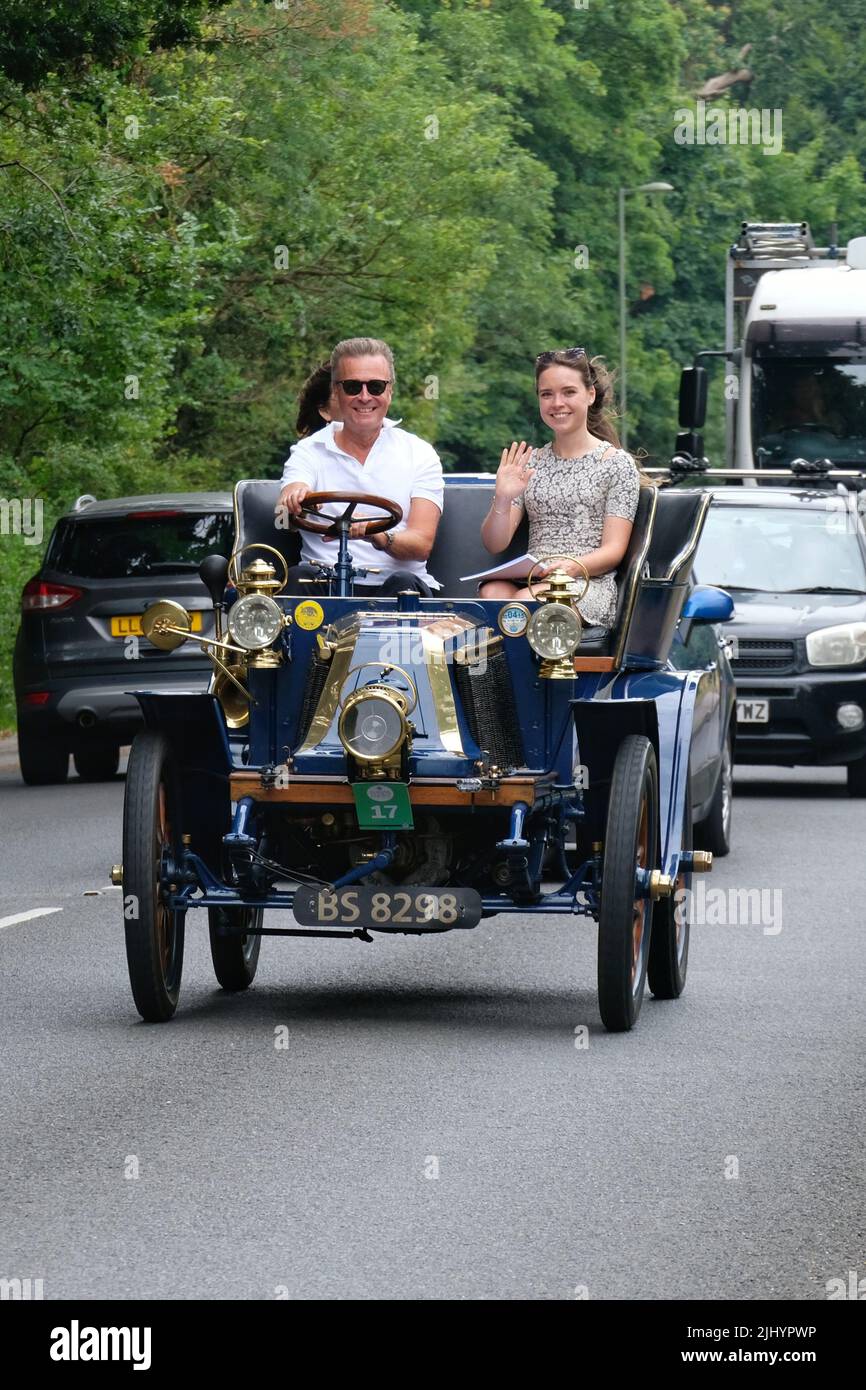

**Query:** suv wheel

left=19, top=731, right=69, bottom=786
left=847, top=753, right=866, bottom=798
left=74, top=747, right=120, bottom=781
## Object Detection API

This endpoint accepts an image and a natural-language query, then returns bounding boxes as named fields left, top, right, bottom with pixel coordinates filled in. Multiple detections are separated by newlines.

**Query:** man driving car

left=276, top=338, right=443, bottom=594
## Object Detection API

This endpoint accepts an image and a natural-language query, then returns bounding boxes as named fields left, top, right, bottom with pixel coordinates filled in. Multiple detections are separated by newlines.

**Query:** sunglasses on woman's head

left=535, top=347, right=587, bottom=365
left=335, top=379, right=391, bottom=396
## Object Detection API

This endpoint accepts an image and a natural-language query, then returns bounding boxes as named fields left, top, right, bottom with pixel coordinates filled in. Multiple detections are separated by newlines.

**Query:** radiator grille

left=453, top=644, right=525, bottom=770
left=731, top=638, right=796, bottom=673
left=296, top=656, right=329, bottom=744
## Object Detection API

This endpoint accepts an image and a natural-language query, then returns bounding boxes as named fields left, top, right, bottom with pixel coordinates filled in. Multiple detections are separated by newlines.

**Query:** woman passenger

left=296, top=361, right=340, bottom=437
left=479, top=348, right=644, bottom=629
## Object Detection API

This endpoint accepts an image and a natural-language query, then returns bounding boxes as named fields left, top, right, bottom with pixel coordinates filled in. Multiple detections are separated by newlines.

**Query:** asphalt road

left=0, top=737, right=863, bottom=1301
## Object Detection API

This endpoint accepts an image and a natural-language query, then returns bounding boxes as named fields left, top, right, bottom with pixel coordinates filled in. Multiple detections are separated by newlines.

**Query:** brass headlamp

left=140, top=544, right=291, bottom=731
left=337, top=663, right=417, bottom=777
left=525, top=555, right=590, bottom=679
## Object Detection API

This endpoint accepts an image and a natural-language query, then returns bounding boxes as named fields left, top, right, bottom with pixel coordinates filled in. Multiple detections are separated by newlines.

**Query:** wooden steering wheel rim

left=292, top=491, right=403, bottom=536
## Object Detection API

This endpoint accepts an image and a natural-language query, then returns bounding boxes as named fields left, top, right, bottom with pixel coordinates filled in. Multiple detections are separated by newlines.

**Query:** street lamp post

left=617, top=181, right=674, bottom=449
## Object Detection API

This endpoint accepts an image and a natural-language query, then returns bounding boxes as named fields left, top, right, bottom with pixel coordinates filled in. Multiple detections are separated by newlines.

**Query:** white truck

left=678, top=221, right=866, bottom=474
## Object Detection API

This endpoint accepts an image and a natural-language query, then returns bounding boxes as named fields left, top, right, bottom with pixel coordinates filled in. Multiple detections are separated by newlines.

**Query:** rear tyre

left=74, top=746, right=120, bottom=781
left=598, top=735, right=659, bottom=1033
left=695, top=727, right=732, bottom=858
left=847, top=753, right=866, bottom=797
left=208, top=906, right=262, bottom=991
left=122, top=732, right=185, bottom=1022
left=649, top=785, right=692, bottom=1000
left=19, top=730, right=68, bottom=786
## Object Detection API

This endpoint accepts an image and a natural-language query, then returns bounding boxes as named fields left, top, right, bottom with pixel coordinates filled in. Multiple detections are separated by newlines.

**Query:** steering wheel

left=291, top=491, right=403, bottom=537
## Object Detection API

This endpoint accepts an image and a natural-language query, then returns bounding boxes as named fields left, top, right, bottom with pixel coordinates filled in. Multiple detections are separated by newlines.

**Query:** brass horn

left=213, top=662, right=251, bottom=729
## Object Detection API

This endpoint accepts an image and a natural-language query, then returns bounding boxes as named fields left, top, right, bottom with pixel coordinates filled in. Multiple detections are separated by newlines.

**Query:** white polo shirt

left=280, top=421, right=444, bottom=588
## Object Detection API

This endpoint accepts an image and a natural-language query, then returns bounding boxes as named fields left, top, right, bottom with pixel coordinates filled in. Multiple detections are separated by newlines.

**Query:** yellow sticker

left=294, top=600, right=324, bottom=631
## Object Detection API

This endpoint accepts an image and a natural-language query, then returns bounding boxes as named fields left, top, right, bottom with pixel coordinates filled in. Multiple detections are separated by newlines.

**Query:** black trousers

left=285, top=562, right=432, bottom=597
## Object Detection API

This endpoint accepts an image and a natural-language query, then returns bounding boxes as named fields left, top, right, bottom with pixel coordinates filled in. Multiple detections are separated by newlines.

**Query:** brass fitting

left=691, top=850, right=713, bottom=873
left=649, top=870, right=674, bottom=900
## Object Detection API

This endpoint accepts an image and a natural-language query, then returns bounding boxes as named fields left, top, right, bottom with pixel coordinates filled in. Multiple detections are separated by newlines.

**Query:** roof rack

left=73, top=494, right=97, bottom=511
left=647, top=457, right=866, bottom=489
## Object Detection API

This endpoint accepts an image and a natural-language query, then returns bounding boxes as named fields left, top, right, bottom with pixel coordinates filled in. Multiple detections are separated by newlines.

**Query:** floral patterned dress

left=523, top=441, right=641, bottom=627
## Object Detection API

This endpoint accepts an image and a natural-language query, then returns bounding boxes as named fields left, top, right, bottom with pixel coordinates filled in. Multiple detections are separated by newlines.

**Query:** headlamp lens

left=227, top=594, right=283, bottom=650
left=527, top=603, right=582, bottom=659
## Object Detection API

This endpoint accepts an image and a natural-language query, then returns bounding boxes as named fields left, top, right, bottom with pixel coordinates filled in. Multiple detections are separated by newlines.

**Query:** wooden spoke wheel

left=597, top=735, right=659, bottom=1032
left=122, top=732, right=186, bottom=1022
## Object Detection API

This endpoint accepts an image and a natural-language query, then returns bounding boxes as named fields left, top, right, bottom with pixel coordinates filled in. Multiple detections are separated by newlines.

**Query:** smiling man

left=276, top=337, right=443, bottom=594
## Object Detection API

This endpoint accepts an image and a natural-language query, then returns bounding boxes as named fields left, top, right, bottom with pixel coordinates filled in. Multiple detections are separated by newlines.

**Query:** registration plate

left=111, top=611, right=203, bottom=638
left=292, top=886, right=482, bottom=930
left=737, top=699, right=769, bottom=723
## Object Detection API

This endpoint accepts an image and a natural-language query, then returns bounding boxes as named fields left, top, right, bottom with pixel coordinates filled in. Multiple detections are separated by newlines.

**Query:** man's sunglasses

left=335, top=378, right=392, bottom=396
left=535, top=347, right=587, bottom=365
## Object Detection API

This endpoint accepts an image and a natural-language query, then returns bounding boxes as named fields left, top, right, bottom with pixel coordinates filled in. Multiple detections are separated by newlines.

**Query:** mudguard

left=132, top=692, right=232, bottom=871
left=573, top=668, right=700, bottom=879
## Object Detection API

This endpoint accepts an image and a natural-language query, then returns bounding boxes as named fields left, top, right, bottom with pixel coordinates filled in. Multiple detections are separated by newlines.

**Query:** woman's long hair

left=534, top=350, right=654, bottom=485
left=296, top=361, right=333, bottom=438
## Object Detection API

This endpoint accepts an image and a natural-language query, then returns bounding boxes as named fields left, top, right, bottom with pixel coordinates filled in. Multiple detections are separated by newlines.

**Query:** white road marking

left=0, top=906, right=63, bottom=930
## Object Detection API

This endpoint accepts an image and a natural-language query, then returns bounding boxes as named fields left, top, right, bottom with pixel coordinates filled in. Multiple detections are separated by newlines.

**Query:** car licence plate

left=292, top=886, right=482, bottom=930
left=737, top=699, right=769, bottom=723
left=111, top=611, right=203, bottom=637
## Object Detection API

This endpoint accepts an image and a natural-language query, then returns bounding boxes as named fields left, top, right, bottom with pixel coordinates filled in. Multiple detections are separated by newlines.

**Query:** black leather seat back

left=428, top=483, right=528, bottom=596
left=643, top=488, right=711, bottom=583
left=605, top=485, right=657, bottom=635
left=234, top=479, right=302, bottom=572
left=616, top=487, right=711, bottom=667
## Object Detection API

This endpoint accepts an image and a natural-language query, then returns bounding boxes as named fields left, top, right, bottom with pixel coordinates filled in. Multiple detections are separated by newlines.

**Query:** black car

left=13, top=492, right=233, bottom=785
left=694, top=485, right=866, bottom=794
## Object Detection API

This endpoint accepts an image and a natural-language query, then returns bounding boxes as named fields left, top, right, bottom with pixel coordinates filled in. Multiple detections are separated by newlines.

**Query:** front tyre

left=598, top=735, right=659, bottom=1032
left=122, top=732, right=185, bottom=1022
left=208, top=906, right=262, bottom=991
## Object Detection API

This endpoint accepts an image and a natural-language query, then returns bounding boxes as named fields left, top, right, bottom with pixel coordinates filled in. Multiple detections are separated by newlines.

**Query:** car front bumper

left=732, top=668, right=866, bottom=767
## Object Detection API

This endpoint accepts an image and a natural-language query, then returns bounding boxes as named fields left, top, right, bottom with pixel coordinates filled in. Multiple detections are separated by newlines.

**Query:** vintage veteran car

left=114, top=474, right=733, bottom=1031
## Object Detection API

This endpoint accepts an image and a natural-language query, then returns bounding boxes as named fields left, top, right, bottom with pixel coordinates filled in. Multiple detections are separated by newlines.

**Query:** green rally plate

left=352, top=781, right=414, bottom=829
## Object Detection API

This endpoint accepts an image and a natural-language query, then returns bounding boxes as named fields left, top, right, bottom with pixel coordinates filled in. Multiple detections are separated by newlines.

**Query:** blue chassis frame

left=135, top=594, right=702, bottom=937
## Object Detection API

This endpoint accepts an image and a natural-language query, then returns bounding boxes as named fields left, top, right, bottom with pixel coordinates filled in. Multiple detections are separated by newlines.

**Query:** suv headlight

left=527, top=604, right=582, bottom=660
left=805, top=622, right=866, bottom=668
left=227, top=594, right=284, bottom=650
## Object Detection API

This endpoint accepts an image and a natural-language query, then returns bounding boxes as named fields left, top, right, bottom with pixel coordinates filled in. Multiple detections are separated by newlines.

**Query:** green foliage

left=0, top=0, right=231, bottom=89
left=1, top=0, right=865, bottom=725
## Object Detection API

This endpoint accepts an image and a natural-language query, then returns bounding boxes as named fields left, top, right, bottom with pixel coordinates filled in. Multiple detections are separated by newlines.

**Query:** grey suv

left=13, top=492, right=233, bottom=784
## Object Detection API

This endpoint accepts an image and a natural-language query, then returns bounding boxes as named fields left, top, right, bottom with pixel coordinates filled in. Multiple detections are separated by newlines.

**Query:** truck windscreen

left=752, top=357, right=866, bottom=467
